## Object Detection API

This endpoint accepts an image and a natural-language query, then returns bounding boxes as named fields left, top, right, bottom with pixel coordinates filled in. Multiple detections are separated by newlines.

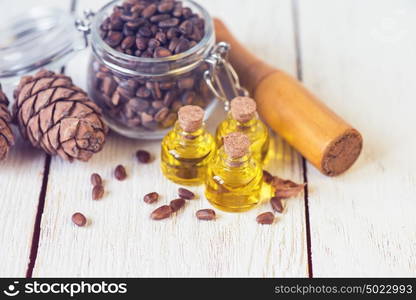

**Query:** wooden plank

left=0, top=141, right=45, bottom=276
left=33, top=0, right=308, bottom=277
left=0, top=0, right=71, bottom=277
left=298, top=0, right=416, bottom=276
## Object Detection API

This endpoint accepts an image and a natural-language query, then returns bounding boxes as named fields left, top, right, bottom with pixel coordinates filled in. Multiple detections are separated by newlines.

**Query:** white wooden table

left=1, top=0, right=415, bottom=277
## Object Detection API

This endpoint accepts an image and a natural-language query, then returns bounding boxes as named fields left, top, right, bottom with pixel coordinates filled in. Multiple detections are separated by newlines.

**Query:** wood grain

left=0, top=139, right=45, bottom=276
left=32, top=0, right=309, bottom=277
left=0, top=0, right=72, bottom=277
left=298, top=0, right=416, bottom=276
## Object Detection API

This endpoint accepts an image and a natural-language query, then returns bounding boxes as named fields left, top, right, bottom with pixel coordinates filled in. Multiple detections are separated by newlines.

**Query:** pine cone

left=13, top=70, right=108, bottom=162
left=0, top=84, right=14, bottom=161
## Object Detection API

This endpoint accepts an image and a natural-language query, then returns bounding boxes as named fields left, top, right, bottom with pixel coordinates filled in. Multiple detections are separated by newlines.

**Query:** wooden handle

left=214, top=18, right=363, bottom=176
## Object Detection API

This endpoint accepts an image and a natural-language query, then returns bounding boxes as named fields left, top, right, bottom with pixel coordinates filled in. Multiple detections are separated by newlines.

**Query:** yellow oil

left=205, top=149, right=263, bottom=212
left=216, top=113, right=270, bottom=163
left=161, top=122, right=216, bottom=185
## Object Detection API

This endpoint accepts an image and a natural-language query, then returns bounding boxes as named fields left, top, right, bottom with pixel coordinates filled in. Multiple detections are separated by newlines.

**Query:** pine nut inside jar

left=87, top=0, right=216, bottom=139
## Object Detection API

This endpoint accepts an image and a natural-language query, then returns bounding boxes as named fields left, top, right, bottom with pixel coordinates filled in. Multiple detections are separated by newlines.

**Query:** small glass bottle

left=161, top=105, right=215, bottom=185
left=216, top=96, right=269, bottom=162
left=205, top=132, right=263, bottom=212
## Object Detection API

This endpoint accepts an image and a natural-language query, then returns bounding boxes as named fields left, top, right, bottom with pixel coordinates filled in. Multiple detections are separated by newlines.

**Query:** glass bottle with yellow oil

left=216, top=96, right=269, bottom=163
left=161, top=105, right=215, bottom=186
left=205, top=132, right=263, bottom=212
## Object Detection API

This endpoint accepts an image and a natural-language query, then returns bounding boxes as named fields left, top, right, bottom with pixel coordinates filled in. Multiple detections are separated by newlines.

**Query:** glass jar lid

left=0, top=5, right=81, bottom=80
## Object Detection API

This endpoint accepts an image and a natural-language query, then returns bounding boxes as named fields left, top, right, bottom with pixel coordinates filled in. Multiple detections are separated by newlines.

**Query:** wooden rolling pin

left=214, top=19, right=363, bottom=176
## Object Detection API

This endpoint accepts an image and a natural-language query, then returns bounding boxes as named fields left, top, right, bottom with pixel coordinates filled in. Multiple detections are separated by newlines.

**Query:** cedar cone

left=0, top=84, right=14, bottom=161
left=13, top=70, right=108, bottom=162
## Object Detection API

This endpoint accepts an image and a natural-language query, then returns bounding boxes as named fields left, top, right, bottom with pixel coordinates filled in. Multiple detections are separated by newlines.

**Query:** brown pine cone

left=13, top=70, right=108, bottom=162
left=0, top=84, right=14, bottom=161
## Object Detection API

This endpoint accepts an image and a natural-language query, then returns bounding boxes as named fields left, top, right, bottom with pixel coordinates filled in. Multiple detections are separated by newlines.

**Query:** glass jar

left=87, top=0, right=217, bottom=139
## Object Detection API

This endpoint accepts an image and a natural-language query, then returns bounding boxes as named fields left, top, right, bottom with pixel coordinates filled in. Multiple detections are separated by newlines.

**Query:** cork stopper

left=178, top=105, right=204, bottom=132
left=223, top=132, right=250, bottom=159
left=230, top=96, right=257, bottom=123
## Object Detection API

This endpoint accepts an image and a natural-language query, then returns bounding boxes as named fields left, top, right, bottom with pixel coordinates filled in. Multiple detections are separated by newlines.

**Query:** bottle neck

left=174, top=122, right=206, bottom=144
left=219, top=148, right=251, bottom=168
left=228, top=112, right=257, bottom=129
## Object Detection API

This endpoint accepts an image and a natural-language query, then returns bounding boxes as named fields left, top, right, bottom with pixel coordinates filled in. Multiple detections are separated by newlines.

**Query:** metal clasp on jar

left=75, top=10, right=96, bottom=50
left=204, top=42, right=249, bottom=111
